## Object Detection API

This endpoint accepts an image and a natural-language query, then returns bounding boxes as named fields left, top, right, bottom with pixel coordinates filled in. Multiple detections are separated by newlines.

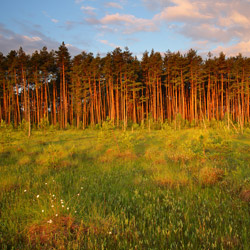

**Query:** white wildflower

left=62, top=205, right=64, bottom=208
left=47, top=219, right=53, bottom=224
left=81, top=187, right=83, bottom=190
left=67, top=207, right=69, bottom=210
left=45, top=183, right=47, bottom=185
left=109, top=231, right=112, bottom=234
left=55, top=214, right=58, bottom=217
left=42, top=210, right=44, bottom=213
left=75, top=211, right=77, bottom=213
left=51, top=205, right=54, bottom=208
left=36, top=195, right=39, bottom=198
left=24, top=190, right=27, bottom=192
left=77, top=193, right=80, bottom=196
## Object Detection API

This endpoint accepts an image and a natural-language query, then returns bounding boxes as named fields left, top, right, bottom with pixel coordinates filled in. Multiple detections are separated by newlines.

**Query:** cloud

left=65, top=43, right=83, bottom=55
left=42, top=11, right=59, bottom=24
left=81, top=5, right=96, bottom=15
left=148, top=0, right=250, bottom=56
left=179, top=23, right=231, bottom=43
left=75, top=0, right=84, bottom=3
left=105, top=2, right=123, bottom=9
left=0, top=23, right=81, bottom=56
left=89, top=13, right=158, bottom=34
left=75, top=0, right=96, bottom=3
left=154, top=0, right=212, bottom=23
left=142, top=0, right=171, bottom=11
left=99, top=39, right=122, bottom=49
left=51, top=19, right=59, bottom=23
left=81, top=5, right=96, bottom=11
left=22, top=35, right=42, bottom=42
left=212, top=40, right=250, bottom=57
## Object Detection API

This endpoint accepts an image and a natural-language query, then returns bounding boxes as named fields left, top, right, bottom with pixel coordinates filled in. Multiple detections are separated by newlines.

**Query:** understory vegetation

left=0, top=126, right=250, bottom=249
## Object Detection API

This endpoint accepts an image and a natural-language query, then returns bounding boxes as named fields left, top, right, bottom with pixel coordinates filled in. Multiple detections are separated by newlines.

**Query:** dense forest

left=0, top=42, right=249, bottom=129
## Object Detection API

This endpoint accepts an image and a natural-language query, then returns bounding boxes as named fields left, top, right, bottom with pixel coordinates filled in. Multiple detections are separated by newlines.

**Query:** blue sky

left=1, top=0, right=250, bottom=58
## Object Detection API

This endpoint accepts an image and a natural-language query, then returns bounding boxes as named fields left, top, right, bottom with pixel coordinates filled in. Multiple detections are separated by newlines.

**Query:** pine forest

left=1, top=43, right=250, bottom=130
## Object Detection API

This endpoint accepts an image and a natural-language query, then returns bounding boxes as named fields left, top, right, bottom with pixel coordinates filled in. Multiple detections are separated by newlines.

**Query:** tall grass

left=0, top=127, right=249, bottom=249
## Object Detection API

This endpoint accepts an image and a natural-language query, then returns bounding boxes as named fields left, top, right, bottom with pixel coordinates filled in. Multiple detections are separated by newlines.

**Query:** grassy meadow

left=0, top=125, right=250, bottom=249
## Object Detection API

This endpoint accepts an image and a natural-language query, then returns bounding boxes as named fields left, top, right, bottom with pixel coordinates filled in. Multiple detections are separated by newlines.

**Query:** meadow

left=0, top=125, right=250, bottom=249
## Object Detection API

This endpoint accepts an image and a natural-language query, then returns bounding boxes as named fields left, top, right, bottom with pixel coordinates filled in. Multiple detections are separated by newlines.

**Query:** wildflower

left=55, top=214, right=58, bottom=217
left=52, top=194, right=55, bottom=197
left=47, top=219, right=53, bottom=224
left=81, top=187, right=83, bottom=190
left=75, top=211, right=77, bottom=213
left=36, top=195, right=39, bottom=198
left=77, top=193, right=80, bottom=196
left=42, top=210, right=44, bottom=213
left=51, top=205, right=54, bottom=208
left=109, top=231, right=112, bottom=235
left=62, top=205, right=64, bottom=208
left=24, top=190, right=27, bottom=192
left=67, top=207, right=69, bottom=210
left=45, top=183, right=47, bottom=185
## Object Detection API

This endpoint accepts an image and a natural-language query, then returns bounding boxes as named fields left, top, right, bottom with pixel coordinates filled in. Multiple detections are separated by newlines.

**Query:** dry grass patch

left=99, top=148, right=116, bottom=163
left=167, top=151, right=195, bottom=163
left=99, top=148, right=136, bottom=163
left=18, top=155, right=31, bottom=166
left=52, top=160, right=75, bottom=170
left=26, top=215, right=86, bottom=250
left=154, top=159, right=167, bottom=165
left=199, top=167, right=224, bottom=186
left=16, top=146, right=24, bottom=152
left=0, top=183, right=20, bottom=193
left=219, top=235, right=240, bottom=249
left=239, top=189, right=250, bottom=202
left=154, top=171, right=190, bottom=189
left=116, top=150, right=137, bottom=160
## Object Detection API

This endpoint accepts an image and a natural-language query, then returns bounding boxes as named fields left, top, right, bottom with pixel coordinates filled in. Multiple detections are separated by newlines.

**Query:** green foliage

left=18, top=119, right=28, bottom=131
left=101, top=117, right=115, bottom=131
left=39, top=116, right=49, bottom=132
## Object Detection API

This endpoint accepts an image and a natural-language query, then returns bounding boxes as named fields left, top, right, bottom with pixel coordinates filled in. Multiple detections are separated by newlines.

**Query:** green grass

left=0, top=127, right=249, bottom=249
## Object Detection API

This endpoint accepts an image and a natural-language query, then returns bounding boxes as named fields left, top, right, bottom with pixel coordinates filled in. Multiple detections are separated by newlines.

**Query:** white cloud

left=51, top=19, right=59, bottom=23
left=81, top=5, right=96, bottom=11
left=81, top=5, right=96, bottom=15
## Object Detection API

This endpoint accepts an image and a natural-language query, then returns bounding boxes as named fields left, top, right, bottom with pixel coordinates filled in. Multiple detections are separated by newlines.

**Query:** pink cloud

left=105, top=2, right=123, bottom=9
left=155, top=0, right=212, bottom=22
left=212, top=40, right=250, bottom=57
left=99, top=39, right=122, bottom=48
left=100, top=13, right=158, bottom=34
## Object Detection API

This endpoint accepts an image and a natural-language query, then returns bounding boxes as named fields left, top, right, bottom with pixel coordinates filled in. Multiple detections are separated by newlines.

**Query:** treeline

left=0, top=42, right=249, bottom=129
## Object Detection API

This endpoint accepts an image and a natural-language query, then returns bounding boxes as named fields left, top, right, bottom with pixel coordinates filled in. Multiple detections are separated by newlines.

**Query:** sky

left=1, top=0, right=250, bottom=58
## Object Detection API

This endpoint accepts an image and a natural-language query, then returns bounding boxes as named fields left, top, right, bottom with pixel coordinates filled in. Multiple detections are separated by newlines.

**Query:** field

left=0, top=126, right=250, bottom=249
